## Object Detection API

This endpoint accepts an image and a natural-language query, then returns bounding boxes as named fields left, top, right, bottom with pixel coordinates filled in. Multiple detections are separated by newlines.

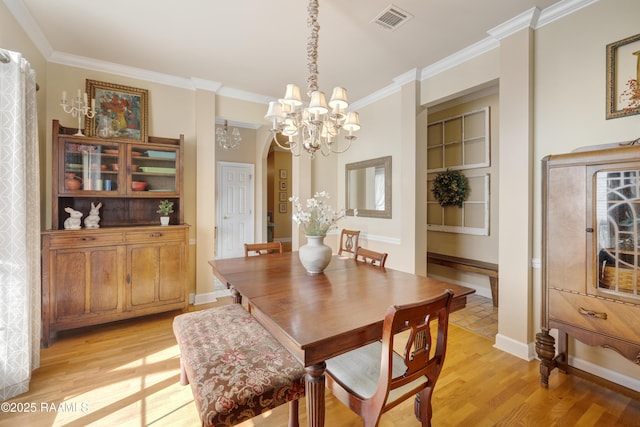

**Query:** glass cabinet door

left=595, top=169, right=640, bottom=299
left=129, top=146, right=178, bottom=194
left=63, top=140, right=119, bottom=193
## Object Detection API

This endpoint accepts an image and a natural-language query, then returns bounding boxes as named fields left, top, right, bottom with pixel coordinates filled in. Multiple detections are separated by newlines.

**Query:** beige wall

left=533, top=0, right=640, bottom=383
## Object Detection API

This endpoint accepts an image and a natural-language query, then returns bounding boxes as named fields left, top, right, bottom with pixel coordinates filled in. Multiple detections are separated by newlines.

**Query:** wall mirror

left=345, top=156, right=392, bottom=218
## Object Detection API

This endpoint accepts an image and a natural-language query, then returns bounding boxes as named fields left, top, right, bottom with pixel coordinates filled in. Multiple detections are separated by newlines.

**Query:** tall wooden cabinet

left=536, top=144, right=640, bottom=388
left=42, top=120, right=189, bottom=347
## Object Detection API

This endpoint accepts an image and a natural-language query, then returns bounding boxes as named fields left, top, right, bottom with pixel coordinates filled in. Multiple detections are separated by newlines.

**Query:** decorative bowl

left=130, top=164, right=139, bottom=172
left=111, top=163, right=119, bottom=171
left=131, top=181, right=147, bottom=191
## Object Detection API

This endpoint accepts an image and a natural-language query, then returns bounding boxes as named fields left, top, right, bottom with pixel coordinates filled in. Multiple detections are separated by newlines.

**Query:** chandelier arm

left=329, top=136, right=354, bottom=154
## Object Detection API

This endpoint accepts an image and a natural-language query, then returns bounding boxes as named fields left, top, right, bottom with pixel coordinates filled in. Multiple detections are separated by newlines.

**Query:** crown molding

left=420, top=37, right=500, bottom=81
left=536, top=0, right=599, bottom=28
left=487, top=7, right=541, bottom=40
left=214, top=118, right=261, bottom=130
left=3, top=0, right=52, bottom=57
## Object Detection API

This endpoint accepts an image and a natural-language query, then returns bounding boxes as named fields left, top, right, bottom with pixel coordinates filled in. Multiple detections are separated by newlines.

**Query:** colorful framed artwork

left=280, top=169, right=288, bottom=179
left=279, top=203, right=287, bottom=213
left=85, top=79, right=149, bottom=141
left=606, top=33, right=640, bottom=119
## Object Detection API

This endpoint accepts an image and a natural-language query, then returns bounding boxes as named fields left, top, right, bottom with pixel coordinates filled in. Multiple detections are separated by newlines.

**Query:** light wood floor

left=3, top=298, right=639, bottom=427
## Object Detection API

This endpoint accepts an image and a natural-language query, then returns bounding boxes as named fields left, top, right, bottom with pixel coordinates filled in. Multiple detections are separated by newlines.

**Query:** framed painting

left=279, top=169, right=288, bottom=179
left=85, top=79, right=149, bottom=141
left=279, top=203, right=287, bottom=213
left=280, top=181, right=287, bottom=190
left=606, top=33, right=640, bottom=119
left=279, top=191, right=288, bottom=201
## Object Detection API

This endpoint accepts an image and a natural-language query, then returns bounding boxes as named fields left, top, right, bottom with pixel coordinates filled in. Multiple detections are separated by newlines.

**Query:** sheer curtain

left=0, top=48, right=41, bottom=401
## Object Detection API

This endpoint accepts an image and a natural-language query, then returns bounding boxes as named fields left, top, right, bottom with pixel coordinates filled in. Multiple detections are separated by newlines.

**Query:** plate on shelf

left=131, top=152, right=143, bottom=157
left=66, top=163, right=83, bottom=170
left=145, top=150, right=176, bottom=159
left=104, top=149, right=119, bottom=155
left=139, top=166, right=176, bottom=174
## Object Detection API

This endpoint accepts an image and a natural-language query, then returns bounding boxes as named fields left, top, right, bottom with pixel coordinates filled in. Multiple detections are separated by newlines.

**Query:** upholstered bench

left=173, top=304, right=306, bottom=427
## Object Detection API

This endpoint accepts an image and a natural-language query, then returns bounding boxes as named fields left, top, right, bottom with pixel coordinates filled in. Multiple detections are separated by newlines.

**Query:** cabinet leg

left=535, top=329, right=556, bottom=388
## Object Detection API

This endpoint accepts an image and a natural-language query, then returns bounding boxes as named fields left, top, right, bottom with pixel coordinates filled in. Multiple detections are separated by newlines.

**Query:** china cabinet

left=41, top=120, right=188, bottom=347
left=536, top=144, right=640, bottom=389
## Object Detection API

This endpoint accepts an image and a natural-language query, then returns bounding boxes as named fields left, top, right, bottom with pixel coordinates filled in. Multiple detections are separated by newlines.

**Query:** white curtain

left=0, top=48, right=41, bottom=401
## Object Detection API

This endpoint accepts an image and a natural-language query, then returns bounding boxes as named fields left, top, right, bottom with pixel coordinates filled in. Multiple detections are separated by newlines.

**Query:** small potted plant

left=157, top=200, right=174, bottom=226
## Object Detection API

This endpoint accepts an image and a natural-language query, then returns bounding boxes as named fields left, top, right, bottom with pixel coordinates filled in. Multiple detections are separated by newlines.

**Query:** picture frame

left=85, top=79, right=149, bottom=141
left=279, top=191, right=287, bottom=201
left=606, top=33, right=640, bottom=119
left=280, top=181, right=287, bottom=190
left=279, top=202, right=287, bottom=213
left=279, top=169, right=288, bottom=179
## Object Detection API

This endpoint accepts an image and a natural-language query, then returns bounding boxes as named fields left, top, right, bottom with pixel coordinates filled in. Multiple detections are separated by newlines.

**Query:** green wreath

left=432, top=170, right=469, bottom=208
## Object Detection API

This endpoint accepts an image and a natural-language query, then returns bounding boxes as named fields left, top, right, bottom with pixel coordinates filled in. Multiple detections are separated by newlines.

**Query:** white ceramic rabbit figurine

left=84, top=202, right=102, bottom=229
left=63, top=207, right=83, bottom=230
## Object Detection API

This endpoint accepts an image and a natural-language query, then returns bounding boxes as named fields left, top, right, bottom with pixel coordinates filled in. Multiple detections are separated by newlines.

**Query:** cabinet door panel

left=89, top=248, right=120, bottom=312
left=158, top=243, right=184, bottom=301
left=54, top=251, right=86, bottom=318
left=547, top=166, right=587, bottom=293
left=129, top=245, right=158, bottom=306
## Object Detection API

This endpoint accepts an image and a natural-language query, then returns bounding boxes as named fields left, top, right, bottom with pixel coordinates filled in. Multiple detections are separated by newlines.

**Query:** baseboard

left=568, top=355, right=640, bottom=392
left=192, top=289, right=231, bottom=305
left=494, top=334, right=536, bottom=361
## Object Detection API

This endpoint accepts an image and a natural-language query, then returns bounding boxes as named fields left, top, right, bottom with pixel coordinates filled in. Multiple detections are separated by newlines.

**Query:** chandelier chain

left=306, top=0, right=319, bottom=95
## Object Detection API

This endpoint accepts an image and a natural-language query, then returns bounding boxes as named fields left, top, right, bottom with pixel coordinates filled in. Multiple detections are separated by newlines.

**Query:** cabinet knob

left=150, top=232, right=163, bottom=237
left=586, top=228, right=594, bottom=233
left=81, top=237, right=96, bottom=241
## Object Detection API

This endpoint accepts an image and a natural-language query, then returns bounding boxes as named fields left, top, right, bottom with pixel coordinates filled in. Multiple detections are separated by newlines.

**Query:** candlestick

left=60, top=88, right=96, bottom=136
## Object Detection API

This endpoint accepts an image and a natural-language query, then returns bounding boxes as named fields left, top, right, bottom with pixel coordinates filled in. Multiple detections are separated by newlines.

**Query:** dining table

left=209, top=252, right=475, bottom=427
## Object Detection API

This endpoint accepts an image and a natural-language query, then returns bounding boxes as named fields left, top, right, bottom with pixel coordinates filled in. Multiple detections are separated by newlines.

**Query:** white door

left=217, top=162, right=254, bottom=259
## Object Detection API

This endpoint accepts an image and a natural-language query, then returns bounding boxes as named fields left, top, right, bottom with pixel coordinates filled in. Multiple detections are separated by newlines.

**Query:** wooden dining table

left=209, top=252, right=475, bottom=427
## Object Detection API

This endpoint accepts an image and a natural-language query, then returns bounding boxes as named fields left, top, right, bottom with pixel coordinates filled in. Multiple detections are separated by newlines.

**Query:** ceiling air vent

left=372, top=5, right=413, bottom=31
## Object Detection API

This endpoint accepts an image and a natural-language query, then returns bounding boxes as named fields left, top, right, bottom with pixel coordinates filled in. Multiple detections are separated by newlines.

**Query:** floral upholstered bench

left=173, top=304, right=306, bottom=427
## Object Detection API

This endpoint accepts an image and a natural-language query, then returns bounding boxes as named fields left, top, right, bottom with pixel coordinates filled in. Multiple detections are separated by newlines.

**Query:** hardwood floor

left=2, top=297, right=639, bottom=427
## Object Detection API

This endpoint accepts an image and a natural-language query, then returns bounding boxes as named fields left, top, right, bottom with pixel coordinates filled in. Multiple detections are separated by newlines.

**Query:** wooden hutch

left=41, top=120, right=189, bottom=347
left=537, top=144, right=640, bottom=390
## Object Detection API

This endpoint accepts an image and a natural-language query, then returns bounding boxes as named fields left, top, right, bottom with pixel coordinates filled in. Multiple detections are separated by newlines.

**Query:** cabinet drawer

left=46, top=232, right=124, bottom=248
left=549, top=289, right=640, bottom=344
left=124, top=228, right=185, bottom=244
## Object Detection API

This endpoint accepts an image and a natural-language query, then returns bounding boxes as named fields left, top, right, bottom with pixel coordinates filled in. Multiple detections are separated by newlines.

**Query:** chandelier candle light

left=61, top=89, right=96, bottom=136
left=265, top=0, right=361, bottom=158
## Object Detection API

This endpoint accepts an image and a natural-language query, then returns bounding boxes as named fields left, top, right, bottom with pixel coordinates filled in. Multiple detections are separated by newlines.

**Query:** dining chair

left=325, top=289, right=454, bottom=427
left=338, top=229, right=360, bottom=257
left=244, top=241, right=283, bottom=256
left=354, top=246, right=388, bottom=268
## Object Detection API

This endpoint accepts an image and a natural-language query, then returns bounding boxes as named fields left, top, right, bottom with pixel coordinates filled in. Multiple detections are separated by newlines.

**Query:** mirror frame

left=345, top=155, right=392, bottom=218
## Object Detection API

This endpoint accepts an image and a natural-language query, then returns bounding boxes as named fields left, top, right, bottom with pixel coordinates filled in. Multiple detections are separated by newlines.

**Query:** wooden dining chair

left=244, top=241, right=283, bottom=256
left=338, top=229, right=360, bottom=257
left=325, top=289, right=454, bottom=427
left=354, top=246, right=388, bottom=268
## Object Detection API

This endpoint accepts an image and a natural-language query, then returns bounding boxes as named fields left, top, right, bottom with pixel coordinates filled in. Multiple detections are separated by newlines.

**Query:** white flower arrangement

left=289, top=191, right=345, bottom=236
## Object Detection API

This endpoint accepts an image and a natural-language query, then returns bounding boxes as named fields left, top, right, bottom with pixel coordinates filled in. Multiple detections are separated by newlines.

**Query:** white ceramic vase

left=299, top=235, right=332, bottom=274
left=160, top=216, right=170, bottom=226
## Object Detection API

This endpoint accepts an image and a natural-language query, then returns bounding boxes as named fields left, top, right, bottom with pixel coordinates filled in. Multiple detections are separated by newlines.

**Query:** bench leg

left=489, top=276, right=498, bottom=307
left=288, top=399, right=300, bottom=427
left=179, top=358, right=189, bottom=385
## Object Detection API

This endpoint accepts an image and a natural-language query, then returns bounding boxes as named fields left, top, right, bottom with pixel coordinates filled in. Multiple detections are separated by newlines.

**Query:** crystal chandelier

left=216, top=120, right=242, bottom=150
left=264, top=0, right=361, bottom=158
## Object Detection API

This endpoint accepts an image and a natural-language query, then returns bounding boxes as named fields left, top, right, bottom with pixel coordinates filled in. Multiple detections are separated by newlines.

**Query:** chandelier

left=264, top=0, right=361, bottom=158
left=216, top=120, right=242, bottom=150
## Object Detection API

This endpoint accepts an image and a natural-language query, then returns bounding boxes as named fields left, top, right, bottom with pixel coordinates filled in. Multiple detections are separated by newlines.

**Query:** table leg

left=305, top=362, right=326, bottom=427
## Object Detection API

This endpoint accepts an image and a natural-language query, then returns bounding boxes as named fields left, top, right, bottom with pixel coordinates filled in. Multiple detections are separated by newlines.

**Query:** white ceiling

left=7, top=0, right=587, bottom=105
